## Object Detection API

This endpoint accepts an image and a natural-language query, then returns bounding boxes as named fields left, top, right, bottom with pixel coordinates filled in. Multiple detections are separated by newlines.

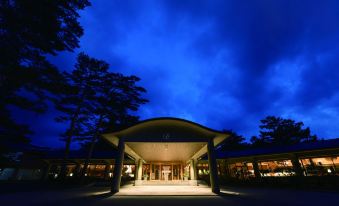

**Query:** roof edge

left=104, top=117, right=229, bottom=137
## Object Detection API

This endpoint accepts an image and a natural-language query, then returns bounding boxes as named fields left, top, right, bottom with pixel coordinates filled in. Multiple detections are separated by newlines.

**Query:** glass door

left=162, top=165, right=172, bottom=181
left=173, top=164, right=181, bottom=180
left=154, top=164, right=160, bottom=180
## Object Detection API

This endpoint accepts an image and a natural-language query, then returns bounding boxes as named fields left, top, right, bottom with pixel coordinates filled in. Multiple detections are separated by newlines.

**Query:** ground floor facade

left=4, top=151, right=338, bottom=182
left=1, top=118, right=339, bottom=193
left=41, top=152, right=339, bottom=180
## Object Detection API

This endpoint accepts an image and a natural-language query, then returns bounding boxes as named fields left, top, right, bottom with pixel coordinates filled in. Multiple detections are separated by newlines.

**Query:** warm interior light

left=126, top=165, right=132, bottom=173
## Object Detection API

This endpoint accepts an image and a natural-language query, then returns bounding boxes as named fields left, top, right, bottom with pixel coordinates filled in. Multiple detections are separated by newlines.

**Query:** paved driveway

left=0, top=185, right=338, bottom=206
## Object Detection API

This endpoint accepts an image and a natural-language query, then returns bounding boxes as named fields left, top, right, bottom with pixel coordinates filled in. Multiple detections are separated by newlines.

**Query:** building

left=101, top=117, right=229, bottom=193
left=1, top=117, right=339, bottom=193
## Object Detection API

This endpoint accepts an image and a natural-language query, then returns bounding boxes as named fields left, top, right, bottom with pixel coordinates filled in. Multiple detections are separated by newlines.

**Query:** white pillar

left=135, top=159, right=143, bottom=185
left=189, top=159, right=198, bottom=185
left=111, top=137, right=125, bottom=193
left=207, top=137, right=220, bottom=193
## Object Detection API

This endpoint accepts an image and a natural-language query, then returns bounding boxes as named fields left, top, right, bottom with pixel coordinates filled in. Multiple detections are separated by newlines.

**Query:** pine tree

left=251, top=116, right=317, bottom=147
left=55, top=52, right=109, bottom=178
left=0, top=0, right=90, bottom=155
left=80, top=73, right=148, bottom=178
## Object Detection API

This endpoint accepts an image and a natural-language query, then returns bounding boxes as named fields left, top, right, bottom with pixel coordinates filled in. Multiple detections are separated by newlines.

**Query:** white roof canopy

left=102, top=117, right=229, bottom=162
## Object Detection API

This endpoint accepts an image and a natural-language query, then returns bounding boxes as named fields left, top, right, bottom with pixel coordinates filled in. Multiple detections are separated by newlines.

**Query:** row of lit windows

left=226, top=156, right=339, bottom=178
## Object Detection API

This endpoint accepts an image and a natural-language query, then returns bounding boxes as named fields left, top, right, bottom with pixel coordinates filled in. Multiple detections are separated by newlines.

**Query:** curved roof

left=102, top=117, right=230, bottom=161
left=124, top=117, right=225, bottom=133
left=107, top=117, right=228, bottom=141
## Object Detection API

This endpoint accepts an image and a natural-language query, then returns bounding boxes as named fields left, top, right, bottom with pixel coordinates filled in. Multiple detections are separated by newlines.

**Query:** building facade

left=1, top=118, right=339, bottom=192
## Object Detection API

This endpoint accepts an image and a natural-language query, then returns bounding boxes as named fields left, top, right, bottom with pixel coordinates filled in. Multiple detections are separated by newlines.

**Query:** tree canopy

left=218, top=130, right=249, bottom=151
left=0, top=0, right=90, bottom=155
left=55, top=52, right=148, bottom=178
left=251, top=116, right=317, bottom=147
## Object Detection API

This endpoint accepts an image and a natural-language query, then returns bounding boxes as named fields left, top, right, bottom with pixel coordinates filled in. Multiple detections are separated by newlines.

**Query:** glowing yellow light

left=126, top=165, right=132, bottom=173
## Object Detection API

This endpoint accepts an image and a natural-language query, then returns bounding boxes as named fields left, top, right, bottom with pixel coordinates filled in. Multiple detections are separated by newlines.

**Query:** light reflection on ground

left=89, top=185, right=241, bottom=196
left=116, top=185, right=218, bottom=196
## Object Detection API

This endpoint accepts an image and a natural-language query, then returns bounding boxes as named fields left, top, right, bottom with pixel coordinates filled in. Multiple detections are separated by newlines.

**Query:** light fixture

left=69, top=173, right=73, bottom=177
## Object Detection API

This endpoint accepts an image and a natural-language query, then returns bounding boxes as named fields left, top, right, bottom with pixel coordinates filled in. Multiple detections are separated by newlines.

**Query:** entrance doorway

left=143, top=162, right=184, bottom=182
left=104, top=118, right=227, bottom=193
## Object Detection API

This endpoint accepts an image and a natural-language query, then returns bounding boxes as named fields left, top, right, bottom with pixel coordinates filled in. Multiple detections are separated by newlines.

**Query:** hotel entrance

left=143, top=162, right=184, bottom=181
left=103, top=117, right=229, bottom=193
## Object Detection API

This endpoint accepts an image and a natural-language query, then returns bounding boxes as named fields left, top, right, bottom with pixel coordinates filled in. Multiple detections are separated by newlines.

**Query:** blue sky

left=16, top=0, right=339, bottom=148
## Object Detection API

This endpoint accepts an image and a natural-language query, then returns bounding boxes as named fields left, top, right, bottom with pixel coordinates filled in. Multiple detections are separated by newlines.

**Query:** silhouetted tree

left=250, top=135, right=264, bottom=147
left=55, top=52, right=107, bottom=178
left=218, top=130, right=249, bottom=151
left=79, top=73, right=148, bottom=178
left=251, top=116, right=317, bottom=147
left=79, top=114, right=139, bottom=152
left=56, top=53, right=148, bottom=179
left=0, top=109, right=32, bottom=160
left=0, top=0, right=90, bottom=155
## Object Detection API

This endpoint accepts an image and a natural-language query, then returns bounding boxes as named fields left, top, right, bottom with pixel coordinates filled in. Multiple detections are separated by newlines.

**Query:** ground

left=0, top=184, right=338, bottom=206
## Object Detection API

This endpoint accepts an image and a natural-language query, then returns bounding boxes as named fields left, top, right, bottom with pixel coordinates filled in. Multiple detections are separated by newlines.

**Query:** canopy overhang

left=102, top=117, right=229, bottom=162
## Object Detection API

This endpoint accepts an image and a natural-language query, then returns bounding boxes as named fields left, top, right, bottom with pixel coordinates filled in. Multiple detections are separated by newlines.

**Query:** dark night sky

left=15, top=0, right=339, bottom=149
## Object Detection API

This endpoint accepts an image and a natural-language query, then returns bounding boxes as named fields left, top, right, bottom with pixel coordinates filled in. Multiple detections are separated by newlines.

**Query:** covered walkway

left=102, top=117, right=230, bottom=193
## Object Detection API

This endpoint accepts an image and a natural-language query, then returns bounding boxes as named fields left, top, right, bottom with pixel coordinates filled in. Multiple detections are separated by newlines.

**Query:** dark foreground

left=0, top=185, right=338, bottom=206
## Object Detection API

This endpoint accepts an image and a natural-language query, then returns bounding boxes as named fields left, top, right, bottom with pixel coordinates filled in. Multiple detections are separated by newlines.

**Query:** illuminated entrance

left=102, top=117, right=229, bottom=193
left=146, top=162, right=182, bottom=181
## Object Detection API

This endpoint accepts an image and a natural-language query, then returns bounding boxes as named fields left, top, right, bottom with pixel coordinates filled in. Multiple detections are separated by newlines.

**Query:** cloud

left=23, top=0, right=339, bottom=147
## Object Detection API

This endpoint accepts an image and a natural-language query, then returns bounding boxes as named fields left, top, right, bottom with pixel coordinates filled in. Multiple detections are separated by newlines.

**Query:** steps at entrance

left=138, top=180, right=190, bottom=185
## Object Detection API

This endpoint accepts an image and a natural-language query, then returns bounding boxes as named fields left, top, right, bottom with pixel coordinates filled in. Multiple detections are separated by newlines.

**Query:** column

left=104, top=162, right=110, bottom=180
left=150, top=162, right=153, bottom=180
left=189, top=159, right=198, bottom=185
left=219, top=160, right=224, bottom=176
left=225, top=160, right=231, bottom=177
left=252, top=159, right=261, bottom=178
left=74, top=162, right=81, bottom=178
left=135, top=159, right=143, bottom=185
left=171, top=163, right=173, bottom=180
left=42, top=162, right=51, bottom=180
left=111, top=137, right=125, bottom=193
left=207, top=137, right=220, bottom=194
left=291, top=154, right=304, bottom=177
